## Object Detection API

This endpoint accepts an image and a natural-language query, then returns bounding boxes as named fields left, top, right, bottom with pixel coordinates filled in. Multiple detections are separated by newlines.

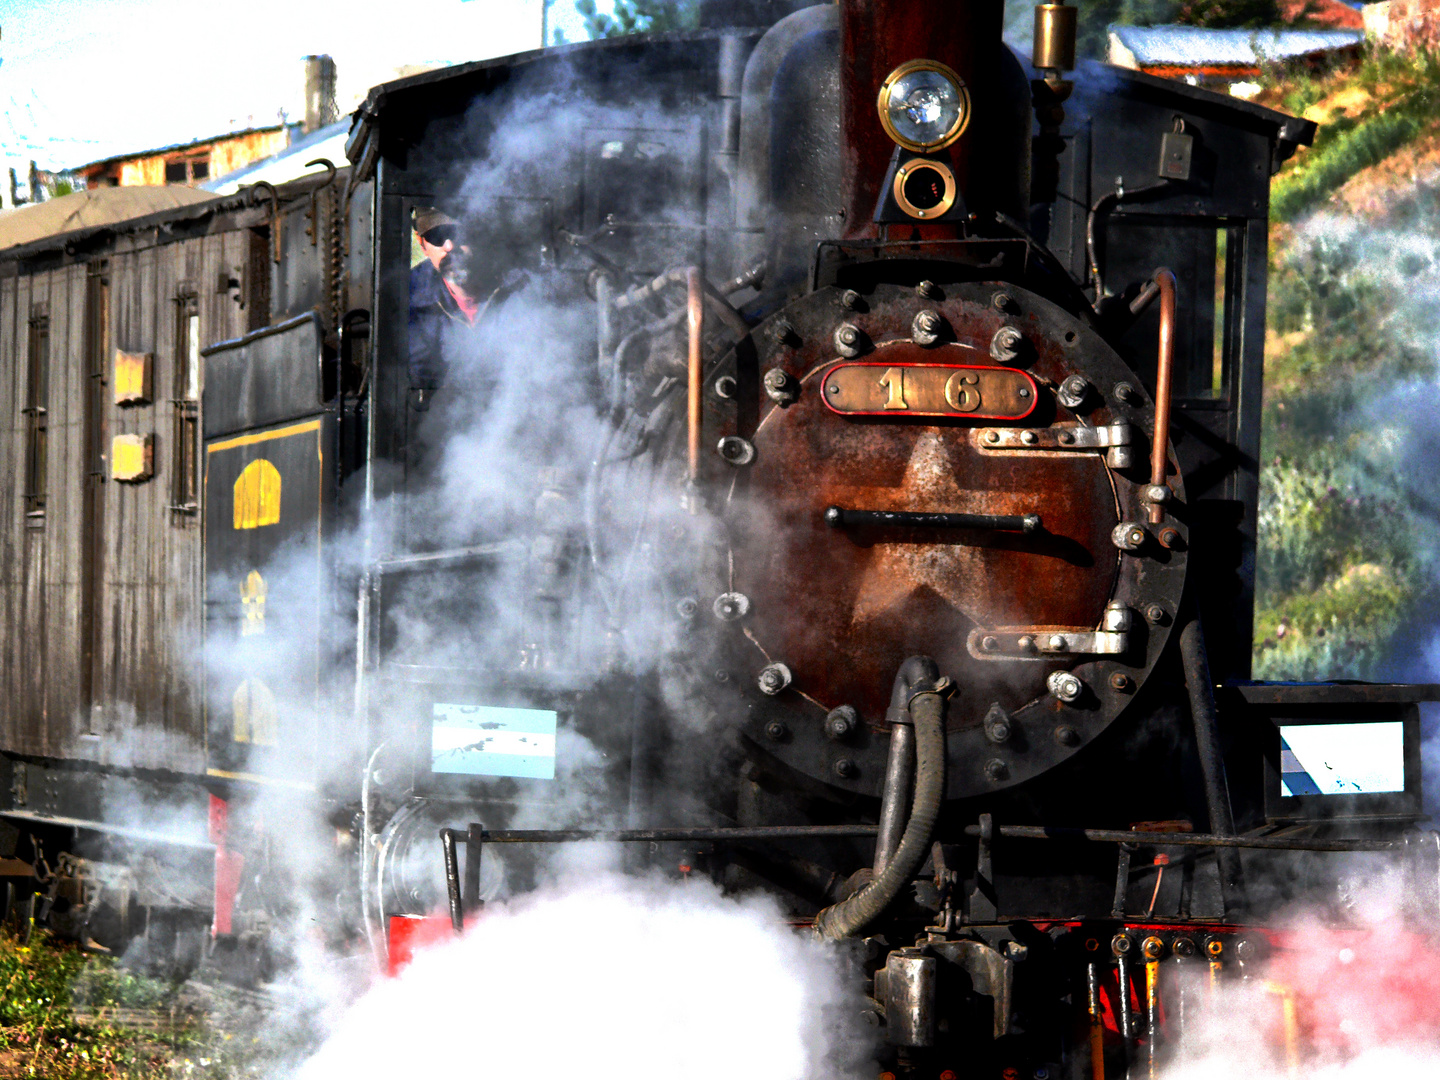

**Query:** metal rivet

left=1158, top=527, right=1182, bottom=549
left=1047, top=634, right=1067, bottom=651
left=1145, top=484, right=1171, bottom=504
left=1109, top=672, right=1132, bottom=691
left=991, top=291, right=1013, bottom=312
left=713, top=670, right=730, bottom=683
left=1114, top=381, right=1139, bottom=404
left=1054, top=724, right=1080, bottom=746
left=985, top=430, right=1001, bottom=444
left=833, top=757, right=858, bottom=779
left=916, top=280, right=940, bottom=299
left=1173, top=937, right=1196, bottom=958
left=841, top=289, right=862, bottom=310
left=764, top=367, right=797, bottom=404
left=1058, top=431, right=1074, bottom=445
left=984, top=758, right=1009, bottom=781
left=714, top=375, right=737, bottom=399
left=1016, top=635, right=1035, bottom=652
left=676, top=598, right=698, bottom=619
left=982, top=635, right=999, bottom=651
left=765, top=720, right=787, bottom=741
left=1021, top=430, right=1038, bottom=445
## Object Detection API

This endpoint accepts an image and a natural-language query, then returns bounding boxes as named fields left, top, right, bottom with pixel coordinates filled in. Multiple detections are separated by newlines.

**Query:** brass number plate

left=821, top=363, right=1038, bottom=420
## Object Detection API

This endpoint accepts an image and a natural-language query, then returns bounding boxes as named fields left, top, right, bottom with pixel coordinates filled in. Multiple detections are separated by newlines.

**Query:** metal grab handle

left=825, top=506, right=1041, bottom=533
left=1148, top=268, right=1176, bottom=524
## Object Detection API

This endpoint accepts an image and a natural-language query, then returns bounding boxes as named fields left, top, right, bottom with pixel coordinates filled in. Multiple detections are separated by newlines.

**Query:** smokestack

left=304, top=55, right=338, bottom=134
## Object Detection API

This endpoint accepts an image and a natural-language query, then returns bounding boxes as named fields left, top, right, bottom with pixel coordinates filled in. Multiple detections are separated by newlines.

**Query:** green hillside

left=1254, top=49, right=1440, bottom=680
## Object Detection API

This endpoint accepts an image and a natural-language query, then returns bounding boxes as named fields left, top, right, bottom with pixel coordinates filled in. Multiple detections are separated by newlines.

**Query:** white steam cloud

left=295, top=862, right=874, bottom=1080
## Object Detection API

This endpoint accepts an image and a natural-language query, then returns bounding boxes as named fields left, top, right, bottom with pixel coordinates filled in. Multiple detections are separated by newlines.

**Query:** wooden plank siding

left=0, top=228, right=250, bottom=773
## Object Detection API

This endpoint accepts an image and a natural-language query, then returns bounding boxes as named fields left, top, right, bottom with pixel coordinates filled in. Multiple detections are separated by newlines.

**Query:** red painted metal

left=208, top=794, right=244, bottom=938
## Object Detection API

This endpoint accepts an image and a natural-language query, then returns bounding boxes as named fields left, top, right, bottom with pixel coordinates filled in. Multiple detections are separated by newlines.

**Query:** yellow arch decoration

left=233, top=459, right=282, bottom=529
left=233, top=678, right=278, bottom=747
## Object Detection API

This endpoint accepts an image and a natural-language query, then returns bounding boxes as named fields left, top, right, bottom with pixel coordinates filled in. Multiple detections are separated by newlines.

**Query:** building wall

left=93, top=128, right=292, bottom=189
left=0, top=227, right=252, bottom=772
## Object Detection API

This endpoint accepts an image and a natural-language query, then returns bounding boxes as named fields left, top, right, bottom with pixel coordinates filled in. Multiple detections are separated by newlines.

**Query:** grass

left=0, top=928, right=276, bottom=1080
left=1268, top=48, right=1440, bottom=222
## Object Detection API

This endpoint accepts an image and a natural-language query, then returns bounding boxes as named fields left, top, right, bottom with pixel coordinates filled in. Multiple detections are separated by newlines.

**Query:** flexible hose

left=814, top=669, right=948, bottom=940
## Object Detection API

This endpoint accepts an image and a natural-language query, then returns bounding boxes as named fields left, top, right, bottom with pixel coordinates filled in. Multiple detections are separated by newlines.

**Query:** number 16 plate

left=821, top=362, right=1038, bottom=420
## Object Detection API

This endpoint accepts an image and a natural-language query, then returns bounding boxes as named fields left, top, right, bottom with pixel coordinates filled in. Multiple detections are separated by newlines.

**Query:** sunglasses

left=421, top=225, right=462, bottom=247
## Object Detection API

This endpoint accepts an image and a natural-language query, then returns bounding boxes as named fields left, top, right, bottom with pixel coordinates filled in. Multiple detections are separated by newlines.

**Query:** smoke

left=294, top=862, right=874, bottom=1080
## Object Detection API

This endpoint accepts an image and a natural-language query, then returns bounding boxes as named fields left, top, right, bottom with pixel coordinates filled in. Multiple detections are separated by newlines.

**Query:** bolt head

left=765, top=720, right=787, bottom=741
left=714, top=375, right=737, bottom=399
left=987, top=719, right=1012, bottom=743
left=1047, top=670, right=1083, bottom=702
left=1109, top=672, right=1132, bottom=691
left=825, top=705, right=857, bottom=740
left=1145, top=484, right=1171, bottom=504
left=991, top=291, right=1013, bottom=311
left=833, top=757, right=858, bottom=779
left=1158, top=527, right=1182, bottom=549
left=916, top=280, right=939, bottom=299
left=676, top=598, right=698, bottom=618
left=1114, top=381, right=1138, bottom=403
left=1142, top=936, right=1165, bottom=960
left=1054, top=724, right=1080, bottom=746
left=982, top=635, right=999, bottom=651
left=1173, top=937, right=1197, bottom=958
left=984, top=758, right=1009, bottom=781
left=1112, top=933, right=1132, bottom=956
left=757, top=662, right=792, bottom=696
left=838, top=326, right=858, bottom=344
left=764, top=367, right=788, bottom=390
left=841, top=289, right=862, bottom=309
left=714, top=592, right=751, bottom=621
left=713, top=670, right=730, bottom=683
left=1146, top=603, right=1168, bottom=624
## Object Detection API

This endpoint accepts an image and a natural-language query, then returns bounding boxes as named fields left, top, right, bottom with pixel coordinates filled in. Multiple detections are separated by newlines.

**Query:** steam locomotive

left=0, top=0, right=1433, bottom=1072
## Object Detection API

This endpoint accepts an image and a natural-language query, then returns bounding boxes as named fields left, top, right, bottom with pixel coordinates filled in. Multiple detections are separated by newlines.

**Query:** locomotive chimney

left=839, top=0, right=1025, bottom=237
left=304, top=55, right=338, bottom=134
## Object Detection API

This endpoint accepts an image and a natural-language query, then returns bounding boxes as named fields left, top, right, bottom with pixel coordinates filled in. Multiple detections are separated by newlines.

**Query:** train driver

left=408, top=206, right=481, bottom=407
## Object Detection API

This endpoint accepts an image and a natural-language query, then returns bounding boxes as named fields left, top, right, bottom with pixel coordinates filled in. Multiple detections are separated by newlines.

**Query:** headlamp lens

left=877, top=62, right=970, bottom=151
left=887, top=70, right=963, bottom=146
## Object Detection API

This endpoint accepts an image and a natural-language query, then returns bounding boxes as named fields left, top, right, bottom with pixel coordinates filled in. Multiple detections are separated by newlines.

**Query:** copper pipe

left=1087, top=963, right=1106, bottom=1080
left=1148, top=268, right=1176, bottom=524
left=686, top=267, right=703, bottom=494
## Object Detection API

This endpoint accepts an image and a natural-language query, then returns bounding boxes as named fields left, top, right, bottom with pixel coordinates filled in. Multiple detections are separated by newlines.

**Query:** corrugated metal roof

left=0, top=186, right=217, bottom=251
left=1109, top=25, right=1363, bottom=67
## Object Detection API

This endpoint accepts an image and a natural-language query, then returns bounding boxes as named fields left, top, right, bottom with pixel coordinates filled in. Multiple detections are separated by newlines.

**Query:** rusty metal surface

left=702, top=280, right=1189, bottom=800
left=821, top=352, right=1037, bottom=418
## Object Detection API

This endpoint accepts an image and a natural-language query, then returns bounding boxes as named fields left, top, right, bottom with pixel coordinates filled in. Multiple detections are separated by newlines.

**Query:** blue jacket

left=408, top=259, right=466, bottom=388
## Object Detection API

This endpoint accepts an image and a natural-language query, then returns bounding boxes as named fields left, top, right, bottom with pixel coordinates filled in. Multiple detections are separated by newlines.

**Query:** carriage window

left=171, top=294, right=201, bottom=518
left=23, top=314, right=49, bottom=522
